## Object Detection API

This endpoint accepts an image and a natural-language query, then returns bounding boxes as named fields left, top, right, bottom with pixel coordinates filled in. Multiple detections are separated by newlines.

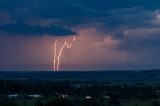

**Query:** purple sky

left=0, top=0, right=160, bottom=71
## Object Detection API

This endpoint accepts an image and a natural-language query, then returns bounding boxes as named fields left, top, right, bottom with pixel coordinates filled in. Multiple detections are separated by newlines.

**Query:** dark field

left=0, top=70, right=160, bottom=81
left=0, top=70, right=160, bottom=106
left=1, top=70, right=160, bottom=85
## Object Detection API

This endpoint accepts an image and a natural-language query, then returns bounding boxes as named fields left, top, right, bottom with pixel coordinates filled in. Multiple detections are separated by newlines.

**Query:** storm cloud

left=0, top=0, right=160, bottom=70
left=0, top=22, right=76, bottom=36
left=0, top=0, right=160, bottom=19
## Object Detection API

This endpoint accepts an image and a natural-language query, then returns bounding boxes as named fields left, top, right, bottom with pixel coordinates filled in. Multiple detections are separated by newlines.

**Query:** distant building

left=59, top=94, right=68, bottom=98
left=28, top=94, right=42, bottom=98
left=104, top=95, right=110, bottom=99
left=85, top=96, right=92, bottom=99
left=8, top=94, right=18, bottom=99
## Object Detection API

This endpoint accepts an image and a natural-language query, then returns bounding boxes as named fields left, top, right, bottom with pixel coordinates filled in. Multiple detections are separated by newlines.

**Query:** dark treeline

left=0, top=79, right=160, bottom=99
left=0, top=79, right=160, bottom=106
left=0, top=70, right=160, bottom=80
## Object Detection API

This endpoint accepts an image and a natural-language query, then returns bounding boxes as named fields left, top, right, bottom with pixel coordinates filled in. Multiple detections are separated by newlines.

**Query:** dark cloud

left=116, top=28, right=160, bottom=51
left=5, top=0, right=157, bottom=52
left=0, top=0, right=159, bottom=28
left=0, top=0, right=160, bottom=20
left=0, top=22, right=76, bottom=36
left=1, top=0, right=160, bottom=70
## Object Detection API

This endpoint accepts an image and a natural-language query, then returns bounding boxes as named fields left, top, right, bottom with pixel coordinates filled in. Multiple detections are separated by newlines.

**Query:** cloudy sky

left=0, top=0, right=160, bottom=71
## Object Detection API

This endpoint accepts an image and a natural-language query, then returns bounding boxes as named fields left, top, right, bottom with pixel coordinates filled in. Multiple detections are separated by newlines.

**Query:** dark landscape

left=0, top=70, right=160, bottom=81
left=0, top=70, right=160, bottom=106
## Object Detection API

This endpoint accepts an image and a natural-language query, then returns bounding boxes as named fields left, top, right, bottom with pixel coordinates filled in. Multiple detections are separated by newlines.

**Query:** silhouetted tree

left=46, top=98, right=73, bottom=106
left=78, top=99, right=104, bottom=106
left=0, top=99, right=18, bottom=106
left=108, top=98, right=121, bottom=106
left=152, top=100, right=160, bottom=106
left=34, top=100, right=44, bottom=106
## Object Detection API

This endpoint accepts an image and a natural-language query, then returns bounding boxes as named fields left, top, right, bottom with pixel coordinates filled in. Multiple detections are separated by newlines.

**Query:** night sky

left=0, top=0, right=160, bottom=71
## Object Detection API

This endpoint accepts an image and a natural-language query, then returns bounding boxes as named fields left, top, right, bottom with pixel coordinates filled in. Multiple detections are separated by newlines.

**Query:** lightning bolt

left=54, top=36, right=76, bottom=71
left=53, top=40, right=58, bottom=71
